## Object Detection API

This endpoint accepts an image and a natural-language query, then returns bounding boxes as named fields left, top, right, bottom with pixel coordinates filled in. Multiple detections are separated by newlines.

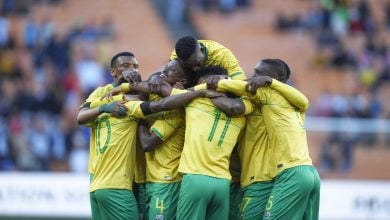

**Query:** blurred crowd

left=0, top=0, right=115, bottom=172
left=274, top=0, right=390, bottom=174
left=275, top=0, right=390, bottom=119
left=1, top=0, right=389, bottom=175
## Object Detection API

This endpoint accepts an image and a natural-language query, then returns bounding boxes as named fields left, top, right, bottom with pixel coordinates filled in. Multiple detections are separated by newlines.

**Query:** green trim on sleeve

left=230, top=72, right=243, bottom=78
left=200, top=42, right=209, bottom=62
left=151, top=127, right=164, bottom=140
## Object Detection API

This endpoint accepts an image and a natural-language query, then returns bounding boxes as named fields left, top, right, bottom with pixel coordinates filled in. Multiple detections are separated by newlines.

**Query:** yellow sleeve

left=85, top=88, right=104, bottom=103
left=79, top=87, right=112, bottom=109
left=120, top=83, right=131, bottom=92
left=170, top=88, right=189, bottom=95
left=125, top=101, right=146, bottom=118
left=270, top=80, right=309, bottom=112
left=220, top=52, right=246, bottom=80
left=240, top=96, right=254, bottom=116
left=217, top=79, right=252, bottom=97
left=89, top=95, right=125, bottom=108
left=193, top=83, right=207, bottom=91
left=150, top=110, right=183, bottom=141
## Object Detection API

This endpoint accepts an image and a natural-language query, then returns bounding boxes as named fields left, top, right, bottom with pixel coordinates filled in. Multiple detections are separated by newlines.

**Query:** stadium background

left=0, top=0, right=389, bottom=219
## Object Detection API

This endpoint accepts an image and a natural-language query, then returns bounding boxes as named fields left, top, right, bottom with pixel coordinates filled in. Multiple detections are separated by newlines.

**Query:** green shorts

left=146, top=181, right=181, bottom=220
left=134, top=182, right=147, bottom=219
left=264, top=165, right=320, bottom=220
left=90, top=189, right=139, bottom=220
left=240, top=181, right=274, bottom=220
left=177, top=174, right=230, bottom=220
left=229, top=182, right=242, bottom=220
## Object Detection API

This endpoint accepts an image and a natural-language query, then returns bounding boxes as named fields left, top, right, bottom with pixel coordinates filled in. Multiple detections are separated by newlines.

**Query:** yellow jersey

left=81, top=84, right=147, bottom=192
left=171, top=89, right=252, bottom=180
left=146, top=107, right=185, bottom=183
left=217, top=79, right=312, bottom=179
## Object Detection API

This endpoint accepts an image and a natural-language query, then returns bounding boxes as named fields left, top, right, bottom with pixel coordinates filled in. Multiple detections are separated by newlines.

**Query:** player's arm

left=215, top=79, right=252, bottom=96
left=214, top=77, right=309, bottom=111
left=140, top=90, right=222, bottom=115
left=211, top=96, right=250, bottom=116
left=269, top=79, right=309, bottom=112
left=137, top=120, right=163, bottom=152
left=138, top=111, right=182, bottom=152
left=77, top=100, right=128, bottom=125
left=246, top=76, right=309, bottom=111
left=220, top=50, right=246, bottom=80
left=106, top=77, right=173, bottom=99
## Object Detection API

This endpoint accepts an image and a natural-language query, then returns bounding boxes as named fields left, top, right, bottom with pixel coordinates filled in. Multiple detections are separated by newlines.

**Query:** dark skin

left=137, top=119, right=157, bottom=152
left=245, top=61, right=274, bottom=95
left=77, top=55, right=138, bottom=125
left=198, top=74, right=247, bottom=117
left=181, top=42, right=207, bottom=72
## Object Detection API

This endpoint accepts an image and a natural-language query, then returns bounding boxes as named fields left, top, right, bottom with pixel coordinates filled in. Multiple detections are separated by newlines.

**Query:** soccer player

left=170, top=36, right=247, bottom=218
left=136, top=60, right=187, bottom=220
left=171, top=36, right=247, bottom=80
left=77, top=52, right=141, bottom=220
left=164, top=67, right=253, bottom=220
left=207, top=59, right=320, bottom=220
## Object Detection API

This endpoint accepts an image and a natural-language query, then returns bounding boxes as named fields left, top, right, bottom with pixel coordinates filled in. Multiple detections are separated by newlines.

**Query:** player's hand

left=123, top=69, right=141, bottom=84
left=245, top=76, right=273, bottom=95
left=148, top=73, right=169, bottom=94
left=201, top=89, right=224, bottom=98
left=99, top=101, right=128, bottom=117
left=204, top=75, right=228, bottom=90
left=173, top=82, right=185, bottom=89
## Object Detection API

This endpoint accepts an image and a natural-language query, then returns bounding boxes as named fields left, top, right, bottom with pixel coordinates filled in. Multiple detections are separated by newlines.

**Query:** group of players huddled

left=77, top=36, right=320, bottom=220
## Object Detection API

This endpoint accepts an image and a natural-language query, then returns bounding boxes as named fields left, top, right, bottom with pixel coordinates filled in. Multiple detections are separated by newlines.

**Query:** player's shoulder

left=86, top=84, right=113, bottom=101
left=93, top=83, right=113, bottom=93
left=198, top=40, right=224, bottom=48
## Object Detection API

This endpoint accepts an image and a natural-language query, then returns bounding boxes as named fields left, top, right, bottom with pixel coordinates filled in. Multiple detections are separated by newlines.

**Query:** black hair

left=261, top=59, right=291, bottom=82
left=195, top=65, right=227, bottom=78
left=277, top=59, right=291, bottom=82
left=111, top=51, right=135, bottom=68
left=175, top=36, right=198, bottom=61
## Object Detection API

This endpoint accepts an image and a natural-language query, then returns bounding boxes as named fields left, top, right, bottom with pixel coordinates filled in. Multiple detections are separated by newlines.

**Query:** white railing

left=305, top=116, right=390, bottom=133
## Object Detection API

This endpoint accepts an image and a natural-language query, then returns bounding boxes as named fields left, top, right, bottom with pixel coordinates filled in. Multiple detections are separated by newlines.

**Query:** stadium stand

left=0, top=0, right=389, bottom=180
left=0, top=0, right=173, bottom=172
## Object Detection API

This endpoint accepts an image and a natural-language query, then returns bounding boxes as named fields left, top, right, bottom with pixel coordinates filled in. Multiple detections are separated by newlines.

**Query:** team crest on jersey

left=155, top=214, right=164, bottom=220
